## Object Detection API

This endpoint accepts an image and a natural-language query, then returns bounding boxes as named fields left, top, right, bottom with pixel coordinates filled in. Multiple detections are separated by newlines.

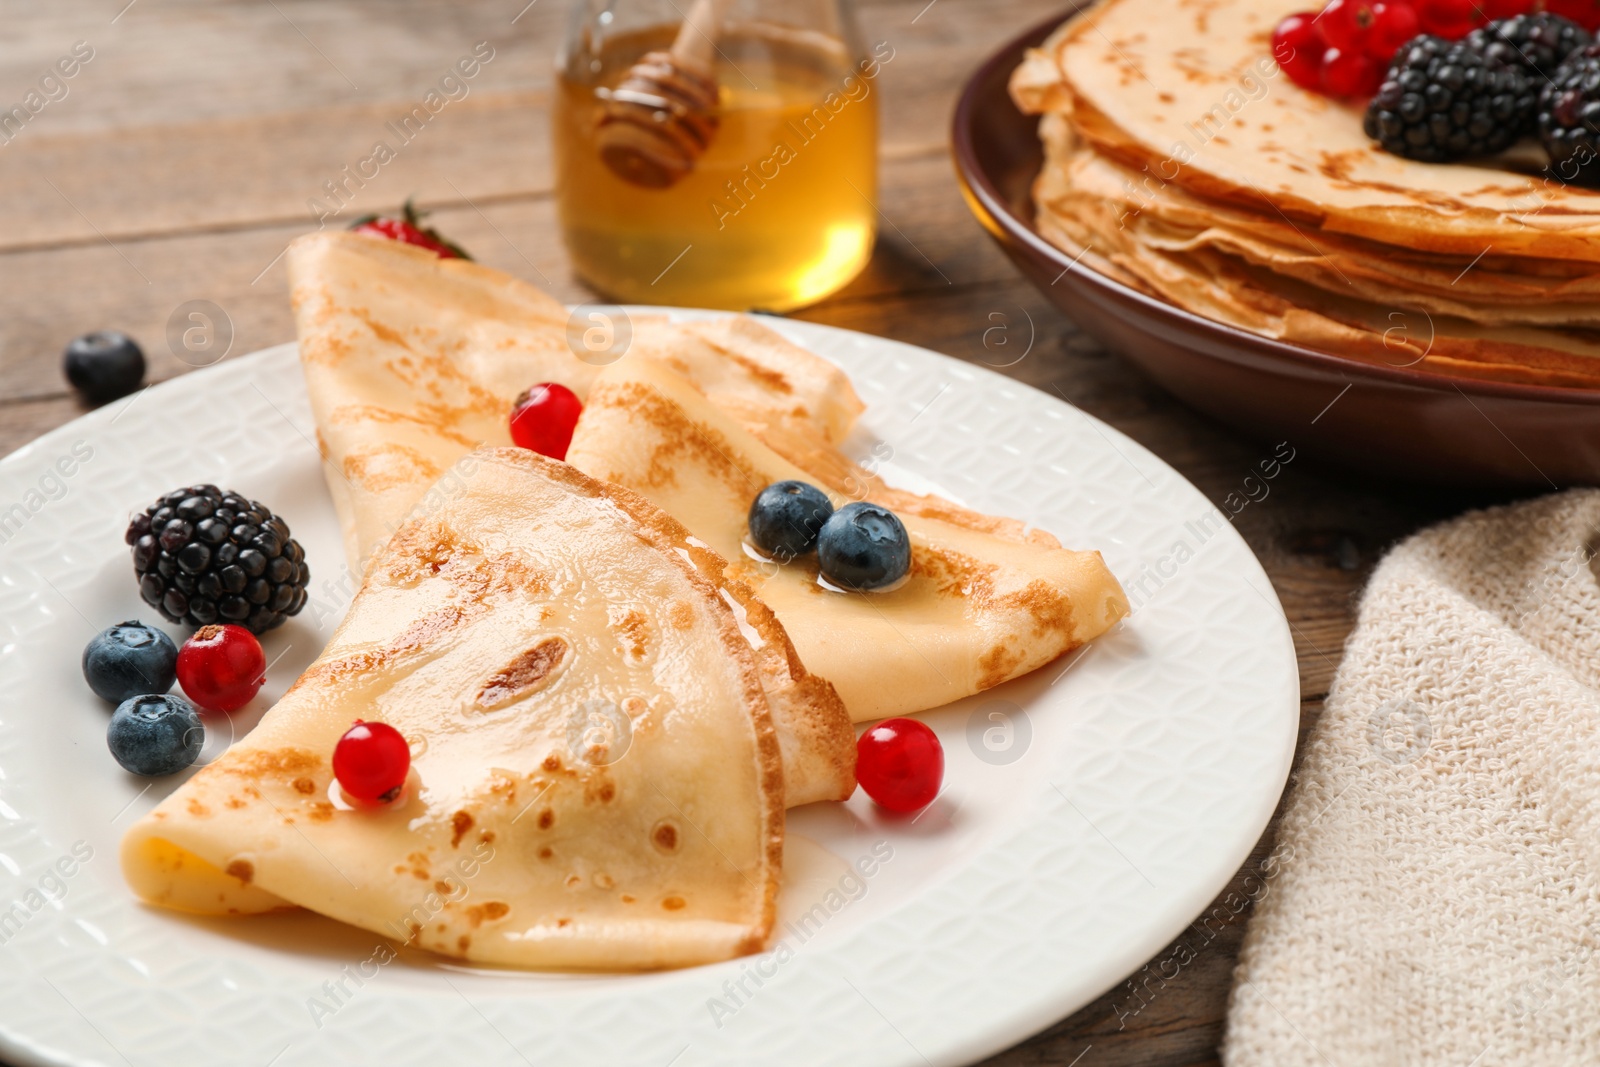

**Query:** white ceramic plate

left=0, top=315, right=1297, bottom=1067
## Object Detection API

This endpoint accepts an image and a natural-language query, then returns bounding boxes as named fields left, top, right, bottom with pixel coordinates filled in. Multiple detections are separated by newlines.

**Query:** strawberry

left=347, top=199, right=472, bottom=260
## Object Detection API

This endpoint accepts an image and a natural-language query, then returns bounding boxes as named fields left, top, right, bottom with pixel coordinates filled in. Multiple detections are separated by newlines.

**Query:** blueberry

left=817, top=502, right=911, bottom=591
left=107, top=693, right=203, bottom=776
left=63, top=331, right=145, bottom=404
left=82, top=621, right=177, bottom=703
left=748, top=481, right=834, bottom=560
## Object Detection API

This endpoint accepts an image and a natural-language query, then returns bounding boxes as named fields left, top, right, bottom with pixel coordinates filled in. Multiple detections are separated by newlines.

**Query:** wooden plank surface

left=0, top=1, right=1512, bottom=1064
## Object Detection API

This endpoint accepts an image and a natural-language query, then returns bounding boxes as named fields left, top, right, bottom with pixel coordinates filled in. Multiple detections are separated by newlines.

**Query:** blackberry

left=1465, top=13, right=1591, bottom=80
left=1540, top=44, right=1600, bottom=183
left=126, top=485, right=309, bottom=635
left=1364, top=36, right=1537, bottom=162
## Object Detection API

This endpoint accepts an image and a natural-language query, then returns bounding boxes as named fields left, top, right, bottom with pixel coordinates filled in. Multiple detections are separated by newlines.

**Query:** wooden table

left=0, top=2, right=1509, bottom=1063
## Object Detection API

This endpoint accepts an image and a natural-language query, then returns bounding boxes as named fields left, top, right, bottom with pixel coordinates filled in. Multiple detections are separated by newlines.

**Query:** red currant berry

left=1416, top=0, right=1481, bottom=37
left=1318, top=0, right=1375, bottom=50
left=333, top=721, right=411, bottom=804
left=176, top=623, right=265, bottom=713
left=509, top=382, right=583, bottom=460
left=856, top=717, right=943, bottom=813
left=1320, top=46, right=1381, bottom=95
left=1365, top=1, right=1420, bottom=59
left=1273, top=12, right=1329, bottom=90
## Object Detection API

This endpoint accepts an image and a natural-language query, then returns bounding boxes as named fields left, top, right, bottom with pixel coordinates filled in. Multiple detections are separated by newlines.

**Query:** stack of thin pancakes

left=1012, top=0, right=1600, bottom=388
left=120, top=231, right=1128, bottom=971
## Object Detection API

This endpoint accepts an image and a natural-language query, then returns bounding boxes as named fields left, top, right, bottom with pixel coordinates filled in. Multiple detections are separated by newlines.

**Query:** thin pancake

left=1021, top=87, right=1600, bottom=387
left=1038, top=158, right=1600, bottom=387
left=287, top=231, right=863, bottom=571
left=1040, top=0, right=1600, bottom=260
left=123, top=449, right=787, bottom=970
left=1037, top=121, right=1600, bottom=323
left=566, top=356, right=1129, bottom=722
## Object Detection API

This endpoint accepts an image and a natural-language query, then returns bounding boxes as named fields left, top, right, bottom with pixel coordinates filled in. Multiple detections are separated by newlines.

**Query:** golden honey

left=555, top=25, right=883, bottom=311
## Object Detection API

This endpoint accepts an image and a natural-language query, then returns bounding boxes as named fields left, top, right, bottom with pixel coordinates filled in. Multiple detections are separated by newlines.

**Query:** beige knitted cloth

left=1223, top=490, right=1600, bottom=1067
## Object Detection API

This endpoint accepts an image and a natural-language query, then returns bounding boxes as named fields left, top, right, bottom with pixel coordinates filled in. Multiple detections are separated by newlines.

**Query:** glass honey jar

left=554, top=0, right=882, bottom=311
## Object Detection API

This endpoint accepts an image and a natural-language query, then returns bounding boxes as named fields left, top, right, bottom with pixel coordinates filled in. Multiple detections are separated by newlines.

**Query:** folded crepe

left=122, top=449, right=857, bottom=969
left=566, top=356, right=1130, bottom=722
left=287, top=231, right=863, bottom=571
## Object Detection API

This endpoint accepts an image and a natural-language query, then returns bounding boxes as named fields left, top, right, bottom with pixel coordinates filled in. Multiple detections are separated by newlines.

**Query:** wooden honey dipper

left=595, top=0, right=733, bottom=189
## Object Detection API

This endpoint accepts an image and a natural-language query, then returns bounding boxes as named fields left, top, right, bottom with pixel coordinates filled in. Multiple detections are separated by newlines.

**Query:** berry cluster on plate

left=746, top=480, right=912, bottom=592
left=86, top=620, right=267, bottom=776
left=85, top=486, right=311, bottom=777
left=1276, top=1, right=1600, bottom=174
left=90, top=483, right=419, bottom=807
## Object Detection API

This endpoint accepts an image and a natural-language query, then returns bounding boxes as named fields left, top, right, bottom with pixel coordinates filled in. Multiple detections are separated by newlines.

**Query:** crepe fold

left=123, top=449, right=800, bottom=970
left=566, top=356, right=1129, bottom=722
left=1013, top=0, right=1600, bottom=388
left=287, top=232, right=874, bottom=808
left=287, top=231, right=863, bottom=572
left=285, top=227, right=1120, bottom=739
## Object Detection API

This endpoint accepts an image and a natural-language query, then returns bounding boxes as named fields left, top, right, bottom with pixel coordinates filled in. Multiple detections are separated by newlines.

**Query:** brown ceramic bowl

left=952, top=9, right=1600, bottom=489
